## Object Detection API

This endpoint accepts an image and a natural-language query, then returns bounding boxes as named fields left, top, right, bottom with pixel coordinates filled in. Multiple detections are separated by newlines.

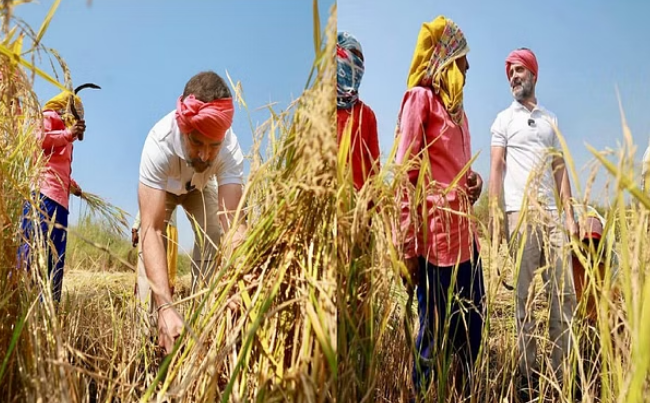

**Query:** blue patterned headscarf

left=337, top=32, right=365, bottom=109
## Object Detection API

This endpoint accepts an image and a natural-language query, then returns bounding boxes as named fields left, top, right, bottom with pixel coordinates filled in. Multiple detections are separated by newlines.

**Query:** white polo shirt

left=139, top=110, right=244, bottom=196
left=491, top=101, right=562, bottom=212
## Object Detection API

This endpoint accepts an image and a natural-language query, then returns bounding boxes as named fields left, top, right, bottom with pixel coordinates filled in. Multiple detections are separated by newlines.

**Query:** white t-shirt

left=491, top=101, right=562, bottom=212
left=139, top=111, right=244, bottom=196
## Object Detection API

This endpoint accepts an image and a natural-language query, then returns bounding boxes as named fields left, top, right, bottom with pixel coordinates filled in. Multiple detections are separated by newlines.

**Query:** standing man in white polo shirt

left=487, top=48, right=578, bottom=396
left=138, top=71, right=247, bottom=354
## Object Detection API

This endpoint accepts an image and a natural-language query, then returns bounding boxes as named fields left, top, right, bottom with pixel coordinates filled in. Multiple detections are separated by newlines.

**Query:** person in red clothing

left=17, top=84, right=99, bottom=303
left=337, top=31, right=380, bottom=191
left=394, top=16, right=484, bottom=401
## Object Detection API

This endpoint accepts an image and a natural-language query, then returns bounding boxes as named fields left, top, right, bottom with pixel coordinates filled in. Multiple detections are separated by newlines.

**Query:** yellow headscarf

left=406, top=16, right=469, bottom=125
left=43, top=91, right=84, bottom=128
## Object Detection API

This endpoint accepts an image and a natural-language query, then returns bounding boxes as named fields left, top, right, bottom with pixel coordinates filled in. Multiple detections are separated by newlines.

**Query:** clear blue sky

left=15, top=0, right=335, bottom=251
left=339, top=0, right=650, bottom=203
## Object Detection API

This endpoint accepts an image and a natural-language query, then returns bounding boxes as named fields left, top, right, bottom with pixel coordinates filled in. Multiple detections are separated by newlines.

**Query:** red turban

left=175, top=95, right=234, bottom=141
left=505, top=48, right=538, bottom=79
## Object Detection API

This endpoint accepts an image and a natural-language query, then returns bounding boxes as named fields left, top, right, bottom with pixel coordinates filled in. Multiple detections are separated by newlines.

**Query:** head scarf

left=406, top=16, right=469, bottom=125
left=43, top=91, right=84, bottom=127
left=43, top=83, right=100, bottom=127
left=337, top=32, right=365, bottom=110
left=175, top=95, right=234, bottom=142
left=505, top=48, right=538, bottom=80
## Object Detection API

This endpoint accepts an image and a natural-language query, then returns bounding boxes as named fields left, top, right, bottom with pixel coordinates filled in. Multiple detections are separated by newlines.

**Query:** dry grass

left=77, top=191, right=129, bottom=237
left=0, top=0, right=336, bottom=402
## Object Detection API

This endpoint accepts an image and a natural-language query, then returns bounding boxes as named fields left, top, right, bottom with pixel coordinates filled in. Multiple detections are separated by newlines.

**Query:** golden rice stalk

left=78, top=191, right=129, bottom=236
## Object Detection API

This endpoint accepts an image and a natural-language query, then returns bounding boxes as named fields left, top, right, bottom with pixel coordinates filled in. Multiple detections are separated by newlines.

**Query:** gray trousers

left=506, top=210, right=576, bottom=380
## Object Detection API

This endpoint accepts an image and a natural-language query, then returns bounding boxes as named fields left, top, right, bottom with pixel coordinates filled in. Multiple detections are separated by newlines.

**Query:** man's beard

left=181, top=137, right=213, bottom=173
left=187, top=158, right=212, bottom=173
left=512, top=77, right=534, bottom=102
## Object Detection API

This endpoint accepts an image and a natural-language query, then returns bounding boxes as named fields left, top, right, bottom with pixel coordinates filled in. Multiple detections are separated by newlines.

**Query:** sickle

left=68, top=95, right=83, bottom=141
left=74, top=83, right=101, bottom=93
left=69, top=83, right=101, bottom=141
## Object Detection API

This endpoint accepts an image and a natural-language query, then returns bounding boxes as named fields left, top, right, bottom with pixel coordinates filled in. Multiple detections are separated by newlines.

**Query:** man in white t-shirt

left=487, top=48, right=578, bottom=396
left=138, top=71, right=246, bottom=354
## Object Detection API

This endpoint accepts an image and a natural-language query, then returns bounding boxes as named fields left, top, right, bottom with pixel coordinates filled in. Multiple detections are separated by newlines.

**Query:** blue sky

left=339, top=0, right=650, bottom=202
left=15, top=0, right=334, bottom=251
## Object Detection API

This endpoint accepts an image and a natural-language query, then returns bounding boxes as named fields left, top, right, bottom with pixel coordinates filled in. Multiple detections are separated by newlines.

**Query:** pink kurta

left=395, top=86, right=477, bottom=267
left=38, top=110, right=77, bottom=210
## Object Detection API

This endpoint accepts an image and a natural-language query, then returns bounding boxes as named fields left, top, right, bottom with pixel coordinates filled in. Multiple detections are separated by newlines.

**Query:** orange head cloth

left=505, top=48, right=538, bottom=80
left=582, top=216, right=604, bottom=242
left=175, top=94, right=234, bottom=141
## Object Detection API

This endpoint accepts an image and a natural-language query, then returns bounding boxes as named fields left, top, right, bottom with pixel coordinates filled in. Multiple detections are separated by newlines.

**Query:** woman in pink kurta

left=394, top=16, right=485, bottom=400
left=39, top=108, right=82, bottom=210
left=17, top=87, right=93, bottom=303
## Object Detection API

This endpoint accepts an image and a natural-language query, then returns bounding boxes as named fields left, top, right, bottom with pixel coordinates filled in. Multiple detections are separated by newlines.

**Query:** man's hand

left=70, top=120, right=86, bottom=140
left=222, top=223, right=247, bottom=262
left=70, top=181, right=82, bottom=197
left=467, top=171, right=483, bottom=205
left=230, top=223, right=246, bottom=251
left=131, top=229, right=139, bottom=248
left=157, top=305, right=183, bottom=355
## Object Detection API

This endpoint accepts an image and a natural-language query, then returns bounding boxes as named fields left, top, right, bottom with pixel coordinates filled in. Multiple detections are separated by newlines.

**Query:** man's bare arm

left=488, top=146, right=506, bottom=244
left=552, top=155, right=574, bottom=217
left=218, top=183, right=246, bottom=234
left=488, top=146, right=506, bottom=213
left=138, top=182, right=172, bottom=306
left=552, top=155, right=578, bottom=237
